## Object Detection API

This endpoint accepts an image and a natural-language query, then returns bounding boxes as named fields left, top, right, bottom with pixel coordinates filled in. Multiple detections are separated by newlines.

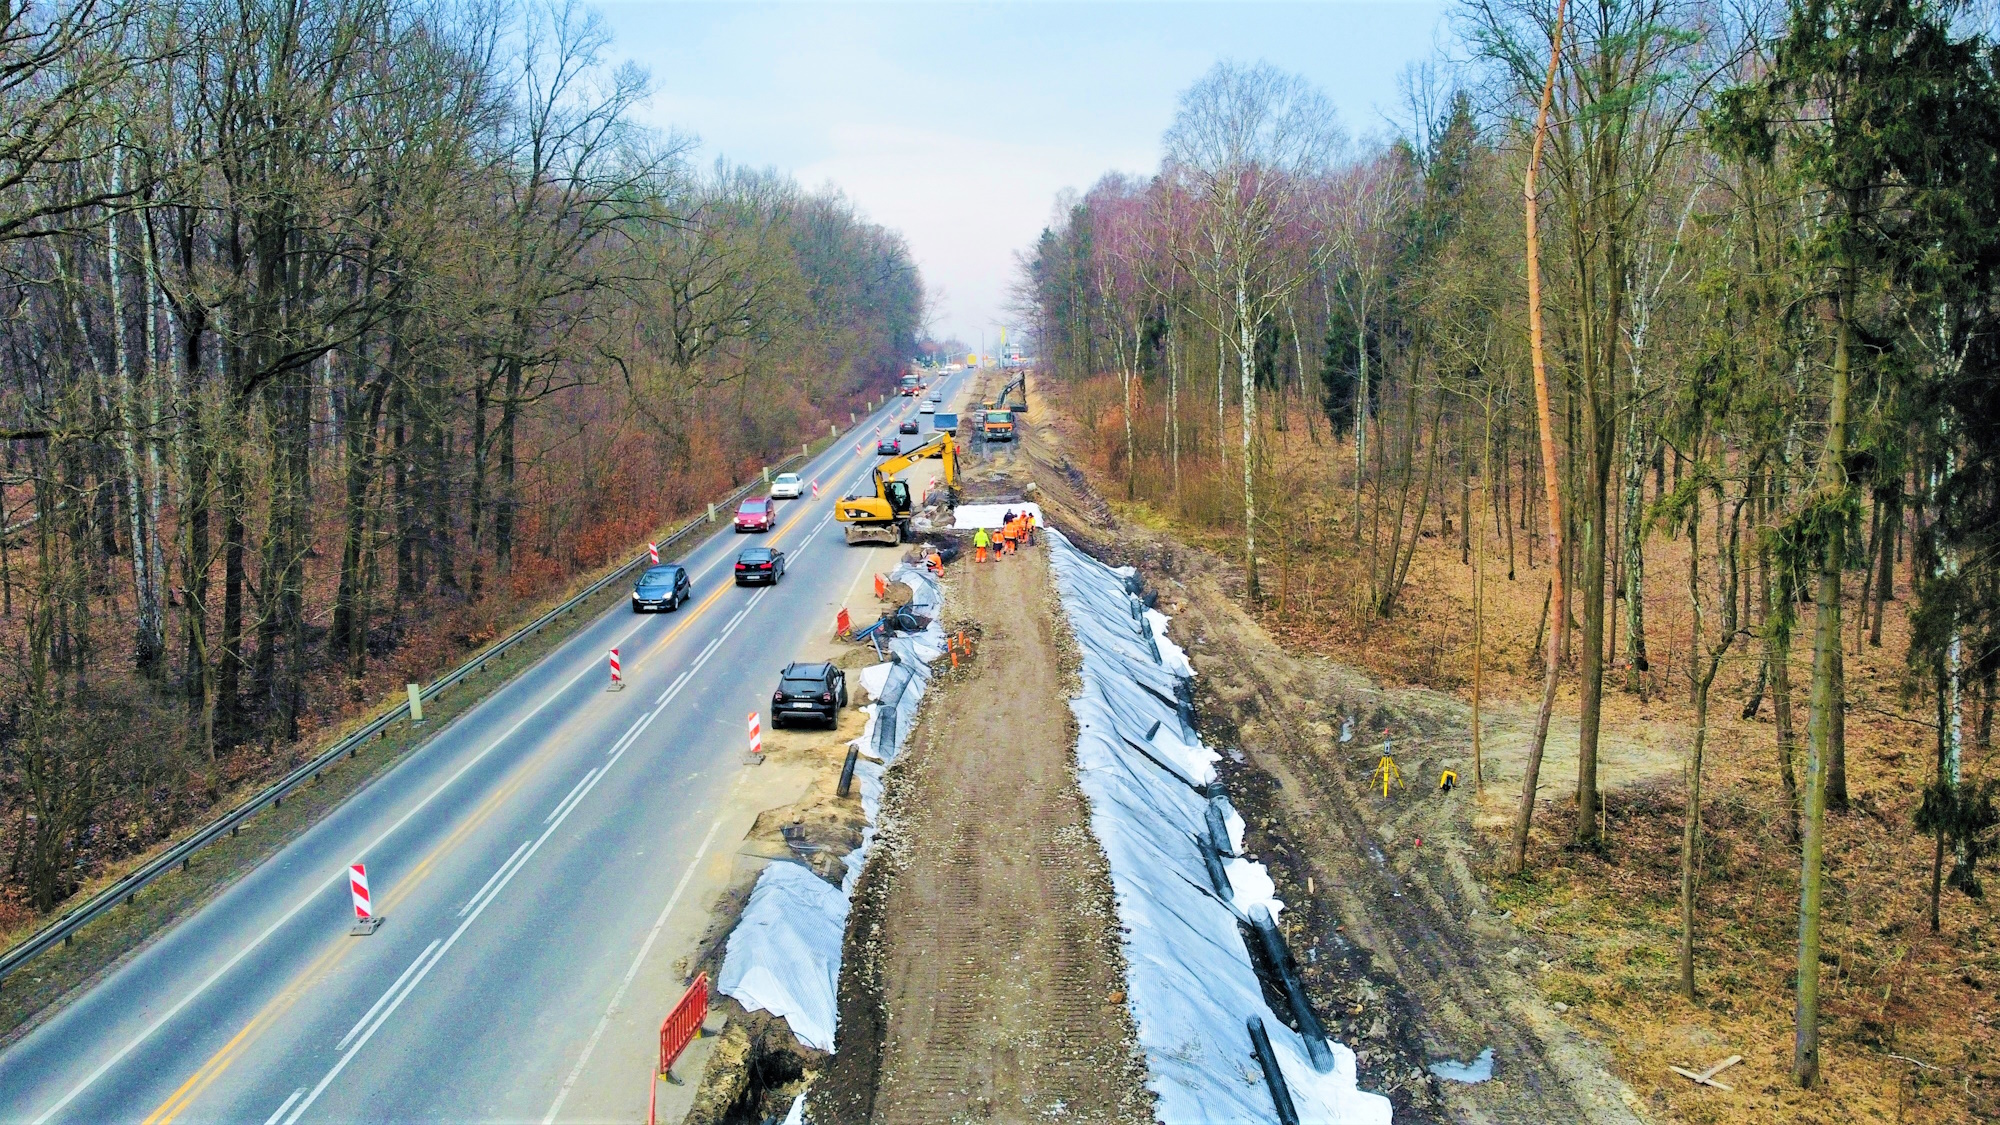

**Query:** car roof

left=782, top=661, right=833, bottom=677
left=737, top=546, right=775, bottom=559
left=738, top=496, right=770, bottom=507
left=774, top=472, right=799, bottom=480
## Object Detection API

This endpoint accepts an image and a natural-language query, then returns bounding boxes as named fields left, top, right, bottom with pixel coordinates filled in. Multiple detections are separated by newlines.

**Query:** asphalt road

left=0, top=374, right=965, bottom=1125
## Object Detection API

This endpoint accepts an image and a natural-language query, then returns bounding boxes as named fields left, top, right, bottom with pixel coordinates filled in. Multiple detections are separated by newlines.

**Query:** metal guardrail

left=0, top=404, right=894, bottom=984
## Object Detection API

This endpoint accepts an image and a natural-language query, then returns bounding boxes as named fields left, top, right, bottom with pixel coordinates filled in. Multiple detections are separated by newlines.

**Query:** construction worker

left=1023, top=510, right=1037, bottom=546
left=925, top=549, right=944, bottom=576
left=1002, top=517, right=1019, bottom=556
left=973, top=526, right=991, bottom=562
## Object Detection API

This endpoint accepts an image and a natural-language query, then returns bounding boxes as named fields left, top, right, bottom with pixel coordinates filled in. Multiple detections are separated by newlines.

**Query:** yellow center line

left=144, top=437, right=872, bottom=1124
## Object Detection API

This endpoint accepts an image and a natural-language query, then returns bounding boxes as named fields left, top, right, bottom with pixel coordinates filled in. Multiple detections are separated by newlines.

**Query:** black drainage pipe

left=1204, top=796, right=1234, bottom=857
left=837, top=746, right=860, bottom=798
left=1250, top=904, right=1334, bottom=1073
left=1199, top=837, right=1231, bottom=898
left=1248, top=1016, right=1302, bottom=1125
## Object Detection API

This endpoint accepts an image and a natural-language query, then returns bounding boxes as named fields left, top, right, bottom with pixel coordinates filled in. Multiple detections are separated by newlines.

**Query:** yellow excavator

left=835, top=431, right=959, bottom=545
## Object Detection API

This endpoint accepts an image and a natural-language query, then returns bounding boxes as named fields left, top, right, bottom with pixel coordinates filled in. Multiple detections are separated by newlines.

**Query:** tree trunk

left=1508, top=0, right=1569, bottom=876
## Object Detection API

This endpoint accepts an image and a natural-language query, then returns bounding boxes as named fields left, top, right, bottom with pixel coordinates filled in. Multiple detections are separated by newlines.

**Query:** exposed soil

left=1018, top=375, right=1649, bottom=1125
left=815, top=531, right=1151, bottom=1124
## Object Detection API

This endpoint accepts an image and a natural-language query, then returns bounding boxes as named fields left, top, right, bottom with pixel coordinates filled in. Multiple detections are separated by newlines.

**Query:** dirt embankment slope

left=816, top=540, right=1151, bottom=1124
left=1015, top=373, right=1647, bottom=1125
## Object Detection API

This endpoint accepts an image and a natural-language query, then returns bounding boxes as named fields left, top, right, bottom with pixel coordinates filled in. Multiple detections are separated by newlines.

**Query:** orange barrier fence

left=647, top=973, right=710, bottom=1125
left=835, top=607, right=851, bottom=638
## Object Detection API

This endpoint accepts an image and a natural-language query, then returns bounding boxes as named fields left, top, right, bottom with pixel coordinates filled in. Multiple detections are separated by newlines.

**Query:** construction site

left=655, top=370, right=1651, bottom=1125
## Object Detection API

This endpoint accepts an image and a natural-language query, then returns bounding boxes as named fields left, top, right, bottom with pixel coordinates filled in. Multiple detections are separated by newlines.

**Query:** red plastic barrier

left=659, top=973, right=709, bottom=1076
left=873, top=572, right=887, bottom=599
left=835, top=607, right=852, bottom=638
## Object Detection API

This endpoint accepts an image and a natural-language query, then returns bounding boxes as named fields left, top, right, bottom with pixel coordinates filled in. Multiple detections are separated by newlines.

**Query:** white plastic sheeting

left=1048, top=529, right=1392, bottom=1125
left=714, top=862, right=848, bottom=1051
left=718, top=561, right=945, bottom=1052
left=951, top=501, right=1044, bottom=530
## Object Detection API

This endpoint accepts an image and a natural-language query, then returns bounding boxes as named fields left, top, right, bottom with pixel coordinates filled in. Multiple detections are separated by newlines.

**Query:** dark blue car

left=631, top=564, right=691, bottom=613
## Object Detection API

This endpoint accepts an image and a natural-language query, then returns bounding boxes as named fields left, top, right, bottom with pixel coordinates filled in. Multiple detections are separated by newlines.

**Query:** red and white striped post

left=349, top=862, right=382, bottom=935
left=810, top=479, right=820, bottom=499
left=608, top=648, right=624, bottom=691
left=747, top=712, right=763, bottom=756
left=648, top=542, right=659, bottom=565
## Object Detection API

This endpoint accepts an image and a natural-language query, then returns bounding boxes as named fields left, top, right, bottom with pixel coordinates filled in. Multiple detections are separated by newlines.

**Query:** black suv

left=631, top=564, right=691, bottom=612
left=771, top=662, right=848, bottom=728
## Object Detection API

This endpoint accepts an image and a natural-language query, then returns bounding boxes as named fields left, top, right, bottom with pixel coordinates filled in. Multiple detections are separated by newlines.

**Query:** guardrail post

left=850, top=411, right=856, bottom=424
left=407, top=683, right=425, bottom=725
left=706, top=502, right=715, bottom=523
left=802, top=443, right=809, bottom=457
left=761, top=466, right=769, bottom=484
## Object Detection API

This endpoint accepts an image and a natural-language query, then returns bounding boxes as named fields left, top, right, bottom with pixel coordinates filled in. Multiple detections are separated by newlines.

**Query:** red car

left=735, top=496, right=776, bottom=532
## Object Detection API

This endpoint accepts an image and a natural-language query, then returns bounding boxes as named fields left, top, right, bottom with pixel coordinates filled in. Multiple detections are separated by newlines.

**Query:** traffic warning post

left=810, top=479, right=821, bottom=499
left=745, top=711, right=763, bottom=764
left=608, top=648, right=625, bottom=691
left=648, top=542, right=660, bottom=565
left=349, top=863, right=382, bottom=935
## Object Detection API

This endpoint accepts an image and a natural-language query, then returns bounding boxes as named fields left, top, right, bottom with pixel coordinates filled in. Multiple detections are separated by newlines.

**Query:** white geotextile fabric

left=714, top=861, right=848, bottom=1051
left=1048, top=530, right=1393, bottom=1125
left=952, top=501, right=1044, bottom=530
left=719, top=561, right=944, bottom=1053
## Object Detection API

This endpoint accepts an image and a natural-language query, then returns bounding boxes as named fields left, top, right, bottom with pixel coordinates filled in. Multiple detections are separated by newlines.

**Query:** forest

left=0, top=1, right=921, bottom=926
left=1021, top=0, right=2000, bottom=1107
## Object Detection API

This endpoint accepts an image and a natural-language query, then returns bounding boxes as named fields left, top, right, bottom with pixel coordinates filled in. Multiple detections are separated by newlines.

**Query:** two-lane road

left=0, top=375, right=964, bottom=1124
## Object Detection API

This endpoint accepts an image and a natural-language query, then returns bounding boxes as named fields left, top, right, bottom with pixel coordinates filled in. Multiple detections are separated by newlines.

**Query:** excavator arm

left=834, top=432, right=958, bottom=544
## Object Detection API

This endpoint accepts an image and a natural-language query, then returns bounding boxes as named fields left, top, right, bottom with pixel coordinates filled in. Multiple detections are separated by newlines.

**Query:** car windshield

left=781, top=676, right=824, bottom=692
left=775, top=474, right=798, bottom=484
left=637, top=567, right=676, bottom=586
left=985, top=412, right=1011, bottom=423
left=738, top=549, right=773, bottom=561
left=737, top=499, right=766, bottom=513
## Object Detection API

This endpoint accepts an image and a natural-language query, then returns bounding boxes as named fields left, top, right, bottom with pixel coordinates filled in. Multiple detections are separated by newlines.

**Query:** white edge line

left=36, top=432, right=876, bottom=1122
left=540, top=815, right=726, bottom=1125
left=282, top=723, right=622, bottom=1125
left=335, top=939, right=439, bottom=1051
left=541, top=770, right=597, bottom=826
left=457, top=840, right=532, bottom=919
left=261, top=1087, right=305, bottom=1125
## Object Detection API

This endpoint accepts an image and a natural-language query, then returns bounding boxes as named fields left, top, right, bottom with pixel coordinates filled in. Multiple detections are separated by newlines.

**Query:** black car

left=734, top=546, right=786, bottom=585
left=771, top=661, right=848, bottom=728
left=876, top=437, right=902, bottom=455
left=898, top=419, right=919, bottom=434
left=631, top=564, right=691, bottom=612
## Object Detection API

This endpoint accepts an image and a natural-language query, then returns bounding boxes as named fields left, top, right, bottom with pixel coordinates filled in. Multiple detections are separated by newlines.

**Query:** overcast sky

left=599, top=1, right=1449, bottom=347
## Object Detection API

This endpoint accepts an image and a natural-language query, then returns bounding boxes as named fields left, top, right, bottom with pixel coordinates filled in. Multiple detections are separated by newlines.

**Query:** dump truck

left=980, top=409, right=1015, bottom=442
left=835, top=431, right=959, bottom=545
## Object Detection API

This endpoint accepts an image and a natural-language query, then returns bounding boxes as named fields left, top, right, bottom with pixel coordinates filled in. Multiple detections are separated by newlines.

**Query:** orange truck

left=980, top=409, right=1015, bottom=442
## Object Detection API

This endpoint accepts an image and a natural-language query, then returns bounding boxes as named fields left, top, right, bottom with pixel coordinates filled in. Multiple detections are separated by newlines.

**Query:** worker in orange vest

left=1023, top=511, right=1037, bottom=546
left=973, top=526, right=991, bottom=562
left=1002, top=517, right=1019, bottom=556
left=925, top=549, right=944, bottom=576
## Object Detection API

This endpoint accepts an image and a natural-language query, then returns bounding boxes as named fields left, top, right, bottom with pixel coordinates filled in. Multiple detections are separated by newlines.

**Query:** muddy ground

left=1018, top=375, right=1649, bottom=1125
left=815, top=494, right=1150, bottom=1124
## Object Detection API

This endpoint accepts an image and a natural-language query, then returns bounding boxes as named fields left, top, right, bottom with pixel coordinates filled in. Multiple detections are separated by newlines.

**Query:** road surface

left=0, top=375, right=965, bottom=1125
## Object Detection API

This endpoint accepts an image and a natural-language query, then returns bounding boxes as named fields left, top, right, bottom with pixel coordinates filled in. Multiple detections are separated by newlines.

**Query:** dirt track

left=816, top=543, right=1150, bottom=1125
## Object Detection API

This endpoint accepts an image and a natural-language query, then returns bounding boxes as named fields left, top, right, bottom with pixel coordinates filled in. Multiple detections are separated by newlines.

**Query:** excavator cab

left=884, top=479, right=912, bottom=516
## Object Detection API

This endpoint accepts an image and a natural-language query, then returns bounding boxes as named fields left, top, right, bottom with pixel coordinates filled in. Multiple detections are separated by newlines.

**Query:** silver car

left=770, top=471, right=803, bottom=499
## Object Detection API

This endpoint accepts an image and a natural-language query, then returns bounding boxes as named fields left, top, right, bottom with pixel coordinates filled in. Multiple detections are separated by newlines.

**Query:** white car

left=770, top=472, right=803, bottom=499
left=919, top=402, right=936, bottom=414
